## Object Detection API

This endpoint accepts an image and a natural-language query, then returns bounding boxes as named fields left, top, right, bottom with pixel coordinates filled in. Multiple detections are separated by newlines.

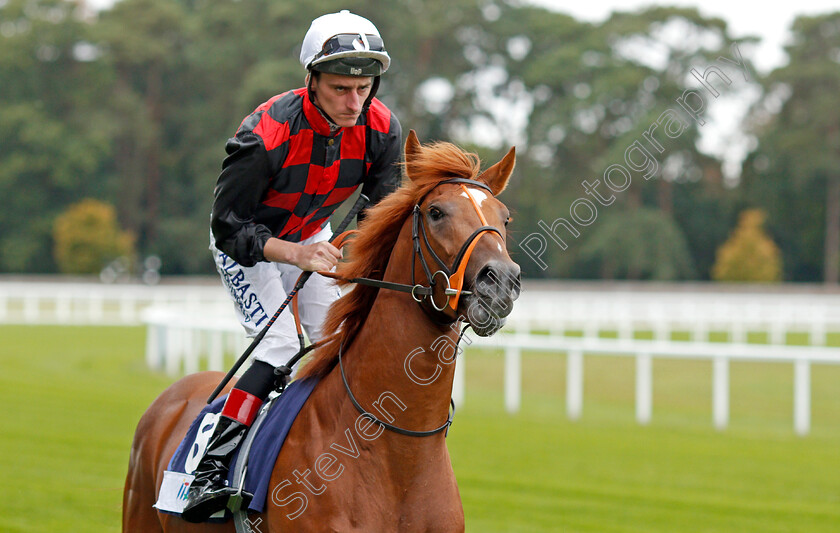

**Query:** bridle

left=325, top=177, right=507, bottom=438
left=320, top=177, right=505, bottom=321
left=411, top=178, right=504, bottom=316
left=338, top=341, right=457, bottom=437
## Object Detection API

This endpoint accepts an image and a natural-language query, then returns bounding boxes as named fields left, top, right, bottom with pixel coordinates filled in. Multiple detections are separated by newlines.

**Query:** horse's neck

left=341, top=291, right=457, bottom=431
left=339, top=237, right=458, bottom=435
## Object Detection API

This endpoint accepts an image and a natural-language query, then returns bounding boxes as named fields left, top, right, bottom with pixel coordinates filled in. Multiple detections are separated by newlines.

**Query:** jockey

left=182, top=10, right=401, bottom=522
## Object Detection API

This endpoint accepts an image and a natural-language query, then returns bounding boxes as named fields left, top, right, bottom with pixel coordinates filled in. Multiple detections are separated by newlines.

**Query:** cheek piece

left=315, top=178, right=505, bottom=320
left=412, top=179, right=503, bottom=315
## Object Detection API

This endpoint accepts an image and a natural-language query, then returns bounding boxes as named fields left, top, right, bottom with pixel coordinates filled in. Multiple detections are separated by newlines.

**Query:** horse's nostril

left=476, top=261, right=521, bottom=299
left=511, top=267, right=522, bottom=300
left=476, top=264, right=494, bottom=287
left=476, top=264, right=500, bottom=292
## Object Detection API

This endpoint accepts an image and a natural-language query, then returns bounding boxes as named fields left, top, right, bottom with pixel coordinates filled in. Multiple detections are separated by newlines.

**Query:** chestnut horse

left=123, top=131, right=521, bottom=532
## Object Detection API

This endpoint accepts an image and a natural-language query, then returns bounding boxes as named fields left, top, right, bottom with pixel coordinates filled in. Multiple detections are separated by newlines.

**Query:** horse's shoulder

left=161, top=371, right=230, bottom=400
left=136, top=373, right=234, bottom=456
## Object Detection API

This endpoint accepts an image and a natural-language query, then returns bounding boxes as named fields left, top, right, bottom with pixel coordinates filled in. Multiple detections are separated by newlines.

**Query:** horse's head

left=404, top=130, right=521, bottom=336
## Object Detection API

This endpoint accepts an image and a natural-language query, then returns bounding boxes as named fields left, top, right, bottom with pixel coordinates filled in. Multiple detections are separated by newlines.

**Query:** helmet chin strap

left=363, top=76, right=380, bottom=110
left=306, top=74, right=341, bottom=131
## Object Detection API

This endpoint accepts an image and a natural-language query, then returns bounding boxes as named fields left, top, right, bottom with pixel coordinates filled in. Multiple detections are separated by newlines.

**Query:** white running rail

left=470, top=334, right=840, bottom=436
left=4, top=279, right=840, bottom=435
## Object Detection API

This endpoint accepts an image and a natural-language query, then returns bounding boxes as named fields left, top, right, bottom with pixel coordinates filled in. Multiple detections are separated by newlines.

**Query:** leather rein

left=317, top=177, right=504, bottom=437
left=320, top=177, right=503, bottom=317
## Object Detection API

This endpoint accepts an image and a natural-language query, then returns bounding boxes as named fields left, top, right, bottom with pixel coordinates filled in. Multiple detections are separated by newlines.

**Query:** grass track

left=456, top=351, right=840, bottom=532
left=1, top=326, right=838, bottom=532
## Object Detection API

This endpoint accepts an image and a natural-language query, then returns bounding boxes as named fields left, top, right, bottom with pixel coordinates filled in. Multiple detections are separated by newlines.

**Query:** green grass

left=454, top=350, right=840, bottom=532
left=0, top=326, right=171, bottom=533
left=1, top=326, right=839, bottom=532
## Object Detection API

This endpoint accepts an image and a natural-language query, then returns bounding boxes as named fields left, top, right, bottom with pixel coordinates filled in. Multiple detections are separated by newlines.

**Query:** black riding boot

left=180, top=361, right=277, bottom=523
left=180, top=415, right=249, bottom=522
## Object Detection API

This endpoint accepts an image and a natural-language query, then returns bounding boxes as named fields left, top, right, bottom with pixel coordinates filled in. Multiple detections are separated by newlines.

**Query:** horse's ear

left=404, top=130, right=422, bottom=182
left=478, top=146, right=516, bottom=196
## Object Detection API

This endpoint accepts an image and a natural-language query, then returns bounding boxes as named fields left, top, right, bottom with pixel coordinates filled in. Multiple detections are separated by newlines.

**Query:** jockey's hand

left=292, top=241, right=342, bottom=272
left=263, top=237, right=342, bottom=271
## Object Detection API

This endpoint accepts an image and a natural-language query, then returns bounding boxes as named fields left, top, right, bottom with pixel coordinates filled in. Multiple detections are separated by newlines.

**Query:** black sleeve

left=210, top=132, right=274, bottom=267
left=359, top=113, right=402, bottom=222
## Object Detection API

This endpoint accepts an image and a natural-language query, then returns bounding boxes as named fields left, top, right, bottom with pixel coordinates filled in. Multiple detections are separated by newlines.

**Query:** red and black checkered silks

left=211, top=87, right=401, bottom=267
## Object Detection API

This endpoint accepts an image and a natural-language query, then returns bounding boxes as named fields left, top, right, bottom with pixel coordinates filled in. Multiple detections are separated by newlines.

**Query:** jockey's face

left=310, top=73, right=373, bottom=128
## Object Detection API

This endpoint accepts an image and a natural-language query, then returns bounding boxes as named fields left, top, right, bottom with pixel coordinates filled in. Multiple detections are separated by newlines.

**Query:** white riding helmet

left=300, top=10, right=391, bottom=76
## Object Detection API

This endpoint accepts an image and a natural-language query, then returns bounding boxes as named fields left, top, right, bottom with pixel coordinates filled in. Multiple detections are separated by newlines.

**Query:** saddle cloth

left=154, top=377, right=320, bottom=518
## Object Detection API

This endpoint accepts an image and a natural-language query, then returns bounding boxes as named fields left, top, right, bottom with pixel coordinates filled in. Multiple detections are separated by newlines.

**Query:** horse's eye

left=428, top=206, right=445, bottom=221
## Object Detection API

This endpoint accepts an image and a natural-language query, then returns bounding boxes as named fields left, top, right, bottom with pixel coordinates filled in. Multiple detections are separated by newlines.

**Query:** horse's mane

left=297, top=141, right=482, bottom=379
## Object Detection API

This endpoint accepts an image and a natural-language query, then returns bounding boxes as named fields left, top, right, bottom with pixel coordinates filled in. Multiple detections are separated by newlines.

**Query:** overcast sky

left=527, top=0, right=839, bottom=73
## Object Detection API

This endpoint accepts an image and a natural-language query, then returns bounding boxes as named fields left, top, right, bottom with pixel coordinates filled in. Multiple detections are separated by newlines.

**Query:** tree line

left=1, top=0, right=838, bottom=282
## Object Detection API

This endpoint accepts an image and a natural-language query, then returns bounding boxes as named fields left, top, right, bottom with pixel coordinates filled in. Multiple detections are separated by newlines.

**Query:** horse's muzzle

left=462, top=260, right=521, bottom=336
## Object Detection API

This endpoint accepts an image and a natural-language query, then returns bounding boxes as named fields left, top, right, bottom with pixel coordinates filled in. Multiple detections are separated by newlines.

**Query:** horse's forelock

left=404, top=141, right=482, bottom=186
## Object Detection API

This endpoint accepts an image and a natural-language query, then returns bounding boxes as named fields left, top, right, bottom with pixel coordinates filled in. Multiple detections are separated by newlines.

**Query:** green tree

left=501, top=6, right=749, bottom=279
left=741, top=12, right=840, bottom=282
left=0, top=1, right=774, bottom=280
left=711, top=208, right=782, bottom=282
left=53, top=199, right=135, bottom=274
left=94, top=0, right=188, bottom=253
left=0, top=0, right=111, bottom=272
left=578, top=207, right=695, bottom=280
